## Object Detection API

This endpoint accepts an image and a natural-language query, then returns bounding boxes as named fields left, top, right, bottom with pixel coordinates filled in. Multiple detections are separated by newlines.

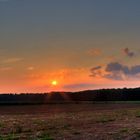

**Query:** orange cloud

left=24, top=68, right=92, bottom=91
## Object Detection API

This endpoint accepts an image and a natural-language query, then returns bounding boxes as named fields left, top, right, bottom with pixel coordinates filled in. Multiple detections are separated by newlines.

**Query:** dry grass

left=0, top=104, right=140, bottom=139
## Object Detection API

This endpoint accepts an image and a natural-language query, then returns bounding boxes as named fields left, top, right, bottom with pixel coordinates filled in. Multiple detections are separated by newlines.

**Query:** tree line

left=0, top=87, right=140, bottom=104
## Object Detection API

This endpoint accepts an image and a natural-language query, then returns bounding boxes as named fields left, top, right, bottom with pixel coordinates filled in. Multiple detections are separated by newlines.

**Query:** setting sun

left=51, top=80, right=58, bottom=86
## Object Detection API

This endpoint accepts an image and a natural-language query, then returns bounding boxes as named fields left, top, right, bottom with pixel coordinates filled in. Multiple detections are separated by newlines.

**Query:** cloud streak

left=1, top=58, right=23, bottom=64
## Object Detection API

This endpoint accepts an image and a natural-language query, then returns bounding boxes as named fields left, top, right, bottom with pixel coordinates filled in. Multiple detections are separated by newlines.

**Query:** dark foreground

left=1, top=103, right=140, bottom=140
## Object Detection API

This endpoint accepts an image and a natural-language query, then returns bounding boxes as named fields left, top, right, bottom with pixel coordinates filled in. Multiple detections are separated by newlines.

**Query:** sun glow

left=51, top=80, right=58, bottom=86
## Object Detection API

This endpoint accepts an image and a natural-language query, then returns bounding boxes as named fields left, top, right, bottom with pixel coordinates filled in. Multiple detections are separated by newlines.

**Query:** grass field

left=0, top=103, right=140, bottom=139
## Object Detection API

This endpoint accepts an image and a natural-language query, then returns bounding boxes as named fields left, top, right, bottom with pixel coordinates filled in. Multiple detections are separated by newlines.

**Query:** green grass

left=96, top=116, right=116, bottom=123
left=119, top=128, right=129, bottom=133
left=0, top=133, right=19, bottom=140
left=135, top=111, right=140, bottom=118
left=33, top=120, right=45, bottom=125
left=37, top=133, right=54, bottom=140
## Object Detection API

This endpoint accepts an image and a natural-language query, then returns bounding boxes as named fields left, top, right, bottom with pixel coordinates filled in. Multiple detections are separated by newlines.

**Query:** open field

left=1, top=104, right=140, bottom=139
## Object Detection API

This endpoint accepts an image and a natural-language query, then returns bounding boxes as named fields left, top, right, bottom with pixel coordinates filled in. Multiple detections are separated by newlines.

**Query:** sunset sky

left=1, top=0, right=140, bottom=93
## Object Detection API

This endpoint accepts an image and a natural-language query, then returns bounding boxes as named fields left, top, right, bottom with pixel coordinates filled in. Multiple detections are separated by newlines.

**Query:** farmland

left=0, top=103, right=140, bottom=139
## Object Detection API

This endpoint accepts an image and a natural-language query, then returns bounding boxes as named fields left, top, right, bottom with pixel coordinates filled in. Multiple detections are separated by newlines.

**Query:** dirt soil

left=0, top=103, right=140, bottom=140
